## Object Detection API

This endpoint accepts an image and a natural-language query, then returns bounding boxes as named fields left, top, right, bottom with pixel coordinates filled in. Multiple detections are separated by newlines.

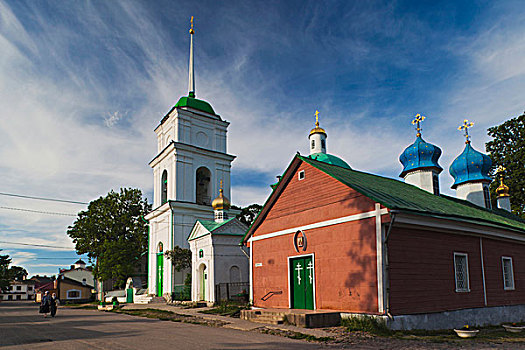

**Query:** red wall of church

left=388, top=228, right=525, bottom=314
left=251, top=161, right=381, bottom=313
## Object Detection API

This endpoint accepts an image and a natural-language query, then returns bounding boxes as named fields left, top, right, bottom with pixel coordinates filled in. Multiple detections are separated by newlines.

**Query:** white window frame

left=67, top=289, right=81, bottom=299
left=454, top=252, right=470, bottom=292
left=298, top=170, right=305, bottom=181
left=502, top=256, right=515, bottom=290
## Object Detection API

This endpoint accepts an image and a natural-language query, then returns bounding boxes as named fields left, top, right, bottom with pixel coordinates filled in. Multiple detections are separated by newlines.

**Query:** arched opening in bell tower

left=196, top=167, right=211, bottom=205
left=161, top=170, right=168, bottom=204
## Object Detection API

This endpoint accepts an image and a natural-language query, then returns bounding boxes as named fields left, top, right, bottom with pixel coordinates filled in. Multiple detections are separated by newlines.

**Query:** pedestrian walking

left=39, top=291, right=50, bottom=317
left=50, top=293, right=59, bottom=317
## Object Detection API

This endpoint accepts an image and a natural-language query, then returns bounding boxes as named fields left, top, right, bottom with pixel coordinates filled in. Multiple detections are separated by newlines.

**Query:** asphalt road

left=0, top=301, right=324, bottom=349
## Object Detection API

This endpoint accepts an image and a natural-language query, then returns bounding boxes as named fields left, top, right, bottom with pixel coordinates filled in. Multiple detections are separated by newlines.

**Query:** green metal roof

left=299, top=155, right=525, bottom=233
left=308, top=152, right=351, bottom=169
left=175, top=96, right=216, bottom=115
left=197, top=217, right=237, bottom=233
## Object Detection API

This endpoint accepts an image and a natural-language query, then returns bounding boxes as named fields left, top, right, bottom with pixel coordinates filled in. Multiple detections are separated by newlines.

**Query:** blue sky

left=1, top=0, right=524, bottom=277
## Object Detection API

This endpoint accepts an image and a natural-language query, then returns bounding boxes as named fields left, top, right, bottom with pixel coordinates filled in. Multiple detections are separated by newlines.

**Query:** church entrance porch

left=289, top=255, right=315, bottom=310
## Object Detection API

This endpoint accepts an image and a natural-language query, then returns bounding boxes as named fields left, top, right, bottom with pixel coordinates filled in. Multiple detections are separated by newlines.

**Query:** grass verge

left=198, top=302, right=248, bottom=318
left=112, top=308, right=226, bottom=327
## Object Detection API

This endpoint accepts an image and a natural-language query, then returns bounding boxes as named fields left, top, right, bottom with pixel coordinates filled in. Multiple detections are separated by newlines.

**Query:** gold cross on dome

left=189, top=16, right=195, bottom=34
left=411, top=113, right=425, bottom=137
left=458, top=119, right=474, bottom=143
left=314, top=110, right=320, bottom=126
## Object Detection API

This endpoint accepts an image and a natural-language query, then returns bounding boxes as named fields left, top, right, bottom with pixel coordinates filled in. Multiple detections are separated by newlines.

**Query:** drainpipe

left=384, top=210, right=397, bottom=319
left=239, top=244, right=250, bottom=259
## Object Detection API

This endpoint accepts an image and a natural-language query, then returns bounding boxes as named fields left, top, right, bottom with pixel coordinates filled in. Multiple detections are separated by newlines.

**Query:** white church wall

left=146, top=207, right=171, bottom=295
left=212, top=235, right=249, bottom=286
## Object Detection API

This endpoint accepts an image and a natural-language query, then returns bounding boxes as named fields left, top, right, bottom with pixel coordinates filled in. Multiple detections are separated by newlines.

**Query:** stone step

left=247, top=315, right=286, bottom=325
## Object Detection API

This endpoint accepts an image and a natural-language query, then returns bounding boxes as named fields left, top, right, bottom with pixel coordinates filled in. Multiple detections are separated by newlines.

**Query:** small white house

left=188, top=187, right=249, bottom=303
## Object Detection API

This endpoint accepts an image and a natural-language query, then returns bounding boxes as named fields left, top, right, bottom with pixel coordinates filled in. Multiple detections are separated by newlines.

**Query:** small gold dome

left=496, top=179, right=510, bottom=198
left=309, top=125, right=327, bottom=136
left=310, top=110, right=327, bottom=136
left=212, top=188, right=231, bottom=210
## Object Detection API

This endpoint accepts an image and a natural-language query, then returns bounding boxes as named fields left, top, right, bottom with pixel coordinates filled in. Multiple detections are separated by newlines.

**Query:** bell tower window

left=196, top=167, right=211, bottom=205
left=311, top=140, right=315, bottom=149
left=161, top=170, right=168, bottom=204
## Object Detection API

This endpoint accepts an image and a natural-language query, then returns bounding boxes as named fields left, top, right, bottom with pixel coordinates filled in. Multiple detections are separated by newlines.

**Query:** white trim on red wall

left=250, top=208, right=389, bottom=243
left=375, top=203, right=385, bottom=314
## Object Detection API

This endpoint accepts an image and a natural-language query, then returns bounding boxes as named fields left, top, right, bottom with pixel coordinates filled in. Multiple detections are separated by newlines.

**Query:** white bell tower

left=145, top=17, right=236, bottom=297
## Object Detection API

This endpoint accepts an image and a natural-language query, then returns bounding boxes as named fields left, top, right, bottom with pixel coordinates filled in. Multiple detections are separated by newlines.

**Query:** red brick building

left=242, top=123, right=525, bottom=329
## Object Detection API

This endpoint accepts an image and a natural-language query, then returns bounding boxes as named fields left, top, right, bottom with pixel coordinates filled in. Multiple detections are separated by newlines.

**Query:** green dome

left=308, top=152, right=351, bottom=169
left=175, top=96, right=215, bottom=115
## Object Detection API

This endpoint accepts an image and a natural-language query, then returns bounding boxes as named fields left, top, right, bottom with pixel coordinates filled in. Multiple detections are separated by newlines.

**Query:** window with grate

left=483, top=185, right=491, bottom=209
left=454, top=253, right=470, bottom=292
left=502, top=257, right=515, bottom=290
left=432, top=173, right=440, bottom=195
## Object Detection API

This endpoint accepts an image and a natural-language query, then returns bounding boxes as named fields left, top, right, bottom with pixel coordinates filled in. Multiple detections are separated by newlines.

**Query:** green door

left=157, top=253, right=164, bottom=297
left=200, top=266, right=207, bottom=301
left=126, top=288, right=133, bottom=303
left=291, top=256, right=314, bottom=310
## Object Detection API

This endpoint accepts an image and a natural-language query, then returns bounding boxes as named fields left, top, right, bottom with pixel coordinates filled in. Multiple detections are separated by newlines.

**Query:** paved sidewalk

left=121, top=303, right=334, bottom=338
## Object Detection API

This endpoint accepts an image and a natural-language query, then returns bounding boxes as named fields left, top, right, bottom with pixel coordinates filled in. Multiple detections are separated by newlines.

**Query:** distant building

left=35, top=259, right=95, bottom=303
left=0, top=279, right=36, bottom=301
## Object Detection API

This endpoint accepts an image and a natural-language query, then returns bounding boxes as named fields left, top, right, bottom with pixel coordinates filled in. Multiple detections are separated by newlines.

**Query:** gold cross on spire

left=314, top=110, right=320, bottom=127
left=189, top=16, right=194, bottom=34
left=458, top=119, right=474, bottom=143
left=411, top=113, right=425, bottom=137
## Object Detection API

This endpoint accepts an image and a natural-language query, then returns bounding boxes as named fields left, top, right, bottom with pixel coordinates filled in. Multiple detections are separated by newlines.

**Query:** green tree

left=164, top=246, right=192, bottom=272
left=67, top=188, right=151, bottom=288
left=486, top=112, right=525, bottom=218
left=8, top=266, right=28, bottom=281
left=0, top=252, right=12, bottom=292
left=236, top=204, right=262, bottom=227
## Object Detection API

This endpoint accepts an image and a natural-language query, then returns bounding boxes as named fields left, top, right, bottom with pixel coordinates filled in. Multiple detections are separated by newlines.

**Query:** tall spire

left=188, top=16, right=195, bottom=98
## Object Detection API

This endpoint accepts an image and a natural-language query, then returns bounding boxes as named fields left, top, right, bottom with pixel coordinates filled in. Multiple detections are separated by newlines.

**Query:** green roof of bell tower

left=175, top=95, right=216, bottom=115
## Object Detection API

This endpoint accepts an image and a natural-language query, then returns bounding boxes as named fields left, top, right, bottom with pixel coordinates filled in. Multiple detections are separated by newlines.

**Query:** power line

left=0, top=206, right=77, bottom=217
left=0, top=192, right=88, bottom=205
left=0, top=240, right=73, bottom=250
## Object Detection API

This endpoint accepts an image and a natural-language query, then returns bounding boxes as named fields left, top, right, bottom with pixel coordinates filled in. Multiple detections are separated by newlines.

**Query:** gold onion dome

left=496, top=179, right=510, bottom=198
left=212, top=188, right=231, bottom=210
left=310, top=110, right=327, bottom=136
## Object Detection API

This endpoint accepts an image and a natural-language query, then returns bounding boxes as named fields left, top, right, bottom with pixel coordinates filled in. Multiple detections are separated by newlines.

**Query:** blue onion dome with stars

left=399, top=114, right=443, bottom=177
left=449, top=119, right=492, bottom=189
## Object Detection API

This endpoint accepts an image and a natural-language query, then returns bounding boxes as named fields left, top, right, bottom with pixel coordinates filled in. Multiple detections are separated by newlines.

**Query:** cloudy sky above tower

left=1, top=0, right=524, bottom=276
